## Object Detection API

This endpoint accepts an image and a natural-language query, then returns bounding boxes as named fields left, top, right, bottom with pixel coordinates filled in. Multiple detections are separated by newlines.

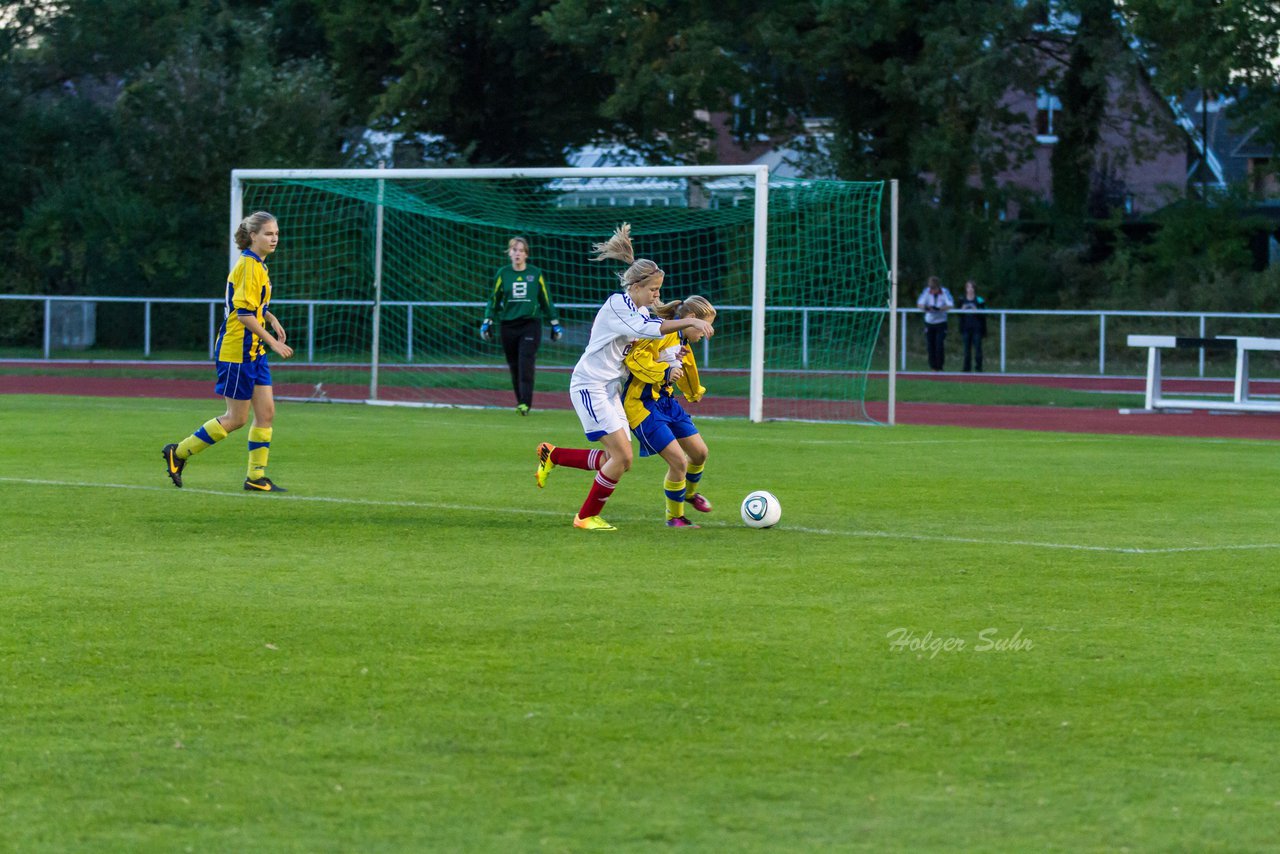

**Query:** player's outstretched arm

left=659, top=317, right=713, bottom=338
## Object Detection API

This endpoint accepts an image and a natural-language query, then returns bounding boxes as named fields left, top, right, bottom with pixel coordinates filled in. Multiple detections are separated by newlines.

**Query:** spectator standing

left=958, top=279, right=988, bottom=373
left=916, top=276, right=954, bottom=372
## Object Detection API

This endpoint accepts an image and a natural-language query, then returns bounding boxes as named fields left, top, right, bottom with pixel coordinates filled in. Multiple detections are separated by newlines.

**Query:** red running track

left=3, top=372, right=1277, bottom=441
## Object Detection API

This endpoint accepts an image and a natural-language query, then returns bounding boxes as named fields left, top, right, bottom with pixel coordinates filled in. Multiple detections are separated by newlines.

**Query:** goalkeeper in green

left=479, top=236, right=562, bottom=415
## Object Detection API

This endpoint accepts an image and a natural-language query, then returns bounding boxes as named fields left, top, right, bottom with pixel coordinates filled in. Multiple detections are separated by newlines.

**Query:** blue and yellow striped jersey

left=621, top=331, right=706, bottom=429
left=214, top=250, right=272, bottom=363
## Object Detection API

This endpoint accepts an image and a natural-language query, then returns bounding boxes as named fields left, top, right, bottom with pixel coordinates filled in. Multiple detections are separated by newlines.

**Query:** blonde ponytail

left=676, top=295, right=717, bottom=322
left=591, top=222, right=664, bottom=291
left=649, top=299, right=683, bottom=320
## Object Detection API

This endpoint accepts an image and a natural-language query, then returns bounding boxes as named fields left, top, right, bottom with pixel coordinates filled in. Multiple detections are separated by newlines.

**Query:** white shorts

left=570, top=382, right=628, bottom=441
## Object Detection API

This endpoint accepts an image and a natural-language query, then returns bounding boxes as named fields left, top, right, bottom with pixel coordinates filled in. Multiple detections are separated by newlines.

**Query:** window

left=1036, top=91, right=1062, bottom=143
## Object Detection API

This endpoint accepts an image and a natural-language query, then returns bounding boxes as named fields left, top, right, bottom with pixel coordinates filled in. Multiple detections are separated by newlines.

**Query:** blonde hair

left=649, top=294, right=716, bottom=322
left=508, top=236, right=529, bottom=253
left=235, top=211, right=277, bottom=251
left=591, top=223, right=664, bottom=291
left=648, top=299, right=680, bottom=319
left=676, top=295, right=716, bottom=322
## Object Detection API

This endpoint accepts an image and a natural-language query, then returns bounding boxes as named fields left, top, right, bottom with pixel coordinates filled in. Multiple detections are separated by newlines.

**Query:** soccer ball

left=740, top=490, right=781, bottom=529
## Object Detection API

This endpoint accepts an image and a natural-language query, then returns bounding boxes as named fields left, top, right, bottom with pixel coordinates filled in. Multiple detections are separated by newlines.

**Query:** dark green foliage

left=536, top=0, right=771, bottom=163
left=1, top=0, right=1277, bottom=328
left=1049, top=0, right=1118, bottom=229
left=1101, top=194, right=1280, bottom=312
left=2, top=1, right=343, bottom=329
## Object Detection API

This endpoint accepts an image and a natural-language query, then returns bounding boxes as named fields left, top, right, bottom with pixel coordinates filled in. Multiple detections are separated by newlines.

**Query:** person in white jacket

left=917, top=275, right=954, bottom=371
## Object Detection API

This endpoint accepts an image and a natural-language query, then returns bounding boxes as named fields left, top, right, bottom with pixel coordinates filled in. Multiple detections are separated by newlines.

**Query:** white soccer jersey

left=570, top=292, right=667, bottom=390
left=657, top=335, right=684, bottom=367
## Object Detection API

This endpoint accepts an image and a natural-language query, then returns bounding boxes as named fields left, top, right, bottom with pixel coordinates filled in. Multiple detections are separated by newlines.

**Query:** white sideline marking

left=770, top=436, right=1113, bottom=447
left=771, top=526, right=1280, bottom=555
left=2, top=476, right=1277, bottom=556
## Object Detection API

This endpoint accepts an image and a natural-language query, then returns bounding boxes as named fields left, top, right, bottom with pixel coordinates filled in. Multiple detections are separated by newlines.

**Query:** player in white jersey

left=569, top=290, right=663, bottom=390
left=533, top=224, right=714, bottom=532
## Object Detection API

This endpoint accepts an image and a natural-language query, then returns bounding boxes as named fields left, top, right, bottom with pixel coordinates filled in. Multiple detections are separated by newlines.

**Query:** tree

left=537, top=0, right=773, bottom=163
left=746, top=0, right=1045, bottom=285
left=1047, top=0, right=1123, bottom=227
left=1122, top=0, right=1280, bottom=184
left=3, top=1, right=344, bottom=301
left=314, top=0, right=611, bottom=166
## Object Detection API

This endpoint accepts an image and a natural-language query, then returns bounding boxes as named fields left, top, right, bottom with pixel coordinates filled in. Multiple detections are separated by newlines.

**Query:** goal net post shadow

left=230, top=167, right=894, bottom=423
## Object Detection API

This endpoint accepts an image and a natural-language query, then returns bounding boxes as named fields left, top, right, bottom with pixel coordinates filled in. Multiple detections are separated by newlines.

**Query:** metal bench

left=1126, top=335, right=1280, bottom=413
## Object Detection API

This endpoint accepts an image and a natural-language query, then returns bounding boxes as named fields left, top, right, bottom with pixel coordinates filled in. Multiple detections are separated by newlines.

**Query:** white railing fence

left=2, top=294, right=1279, bottom=378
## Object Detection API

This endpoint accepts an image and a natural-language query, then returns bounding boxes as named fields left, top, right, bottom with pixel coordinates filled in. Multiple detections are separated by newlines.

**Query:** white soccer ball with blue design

left=740, top=490, right=781, bottom=528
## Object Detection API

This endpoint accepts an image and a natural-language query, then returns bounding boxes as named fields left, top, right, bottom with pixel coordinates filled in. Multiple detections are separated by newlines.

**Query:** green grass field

left=2, top=394, right=1277, bottom=851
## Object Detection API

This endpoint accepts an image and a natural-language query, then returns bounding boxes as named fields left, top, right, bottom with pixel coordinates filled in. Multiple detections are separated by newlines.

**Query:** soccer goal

left=230, top=166, right=894, bottom=423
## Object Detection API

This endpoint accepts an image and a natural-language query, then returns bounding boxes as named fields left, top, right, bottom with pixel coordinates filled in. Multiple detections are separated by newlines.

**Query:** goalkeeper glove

left=550, top=322, right=563, bottom=342
left=479, top=319, right=492, bottom=341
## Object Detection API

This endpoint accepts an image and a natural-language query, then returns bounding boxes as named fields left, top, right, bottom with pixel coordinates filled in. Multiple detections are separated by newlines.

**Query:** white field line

left=2, top=476, right=1276, bottom=556
left=724, top=434, right=1280, bottom=448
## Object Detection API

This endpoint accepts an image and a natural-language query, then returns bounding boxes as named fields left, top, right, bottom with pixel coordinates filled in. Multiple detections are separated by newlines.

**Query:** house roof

left=1231, top=127, right=1274, bottom=159
left=1178, top=93, right=1276, bottom=186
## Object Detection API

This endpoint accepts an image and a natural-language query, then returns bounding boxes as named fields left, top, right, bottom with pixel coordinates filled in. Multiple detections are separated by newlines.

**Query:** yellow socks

left=246, top=426, right=272, bottom=480
left=177, top=418, right=228, bottom=459
left=685, top=463, right=705, bottom=499
left=664, top=477, right=687, bottom=520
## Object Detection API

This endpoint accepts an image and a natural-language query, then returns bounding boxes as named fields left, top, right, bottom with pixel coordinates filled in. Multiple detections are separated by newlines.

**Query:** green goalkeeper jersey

left=484, top=264, right=559, bottom=324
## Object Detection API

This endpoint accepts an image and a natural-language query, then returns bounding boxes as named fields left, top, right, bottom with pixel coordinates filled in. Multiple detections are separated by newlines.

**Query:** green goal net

left=233, top=168, right=889, bottom=422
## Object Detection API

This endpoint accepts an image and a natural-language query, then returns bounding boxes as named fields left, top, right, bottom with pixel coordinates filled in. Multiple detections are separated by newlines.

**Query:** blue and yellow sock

left=664, top=478, right=687, bottom=520
left=686, top=463, right=705, bottom=499
left=176, top=418, right=228, bottom=459
left=247, top=426, right=272, bottom=481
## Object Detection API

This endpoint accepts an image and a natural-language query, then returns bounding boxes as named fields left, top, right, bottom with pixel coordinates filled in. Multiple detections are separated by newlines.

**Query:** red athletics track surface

left=4, top=368, right=1277, bottom=441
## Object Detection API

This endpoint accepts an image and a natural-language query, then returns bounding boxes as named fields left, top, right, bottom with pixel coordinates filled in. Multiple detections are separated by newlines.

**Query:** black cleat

left=162, top=443, right=185, bottom=488
left=244, top=477, right=288, bottom=493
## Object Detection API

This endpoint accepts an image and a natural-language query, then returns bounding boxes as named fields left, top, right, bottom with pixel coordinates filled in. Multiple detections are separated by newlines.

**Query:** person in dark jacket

left=958, top=279, right=987, bottom=373
left=479, top=236, right=562, bottom=414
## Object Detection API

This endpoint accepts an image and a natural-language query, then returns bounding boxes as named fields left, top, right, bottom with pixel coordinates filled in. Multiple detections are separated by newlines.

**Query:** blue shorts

left=632, top=395, right=698, bottom=457
left=215, top=355, right=271, bottom=400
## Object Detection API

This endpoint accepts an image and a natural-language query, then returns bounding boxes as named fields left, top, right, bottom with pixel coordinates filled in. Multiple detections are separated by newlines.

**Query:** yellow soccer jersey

left=621, top=331, right=706, bottom=428
left=215, top=250, right=272, bottom=363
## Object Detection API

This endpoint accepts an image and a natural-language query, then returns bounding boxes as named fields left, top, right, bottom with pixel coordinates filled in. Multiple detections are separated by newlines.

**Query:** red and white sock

left=553, top=447, right=604, bottom=471
left=577, top=471, right=618, bottom=519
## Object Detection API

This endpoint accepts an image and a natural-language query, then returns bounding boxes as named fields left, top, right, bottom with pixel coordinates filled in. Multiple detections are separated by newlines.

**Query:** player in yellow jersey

left=622, top=295, right=717, bottom=528
left=162, top=211, right=294, bottom=491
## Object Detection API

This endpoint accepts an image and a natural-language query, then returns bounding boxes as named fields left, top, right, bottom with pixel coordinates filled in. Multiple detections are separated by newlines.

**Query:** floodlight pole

left=888, top=179, right=899, bottom=426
